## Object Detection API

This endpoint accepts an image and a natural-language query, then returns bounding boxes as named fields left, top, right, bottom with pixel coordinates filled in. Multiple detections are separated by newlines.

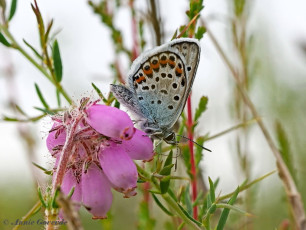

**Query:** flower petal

left=61, top=168, right=82, bottom=203
left=82, top=162, right=113, bottom=219
left=46, top=123, right=66, bottom=154
left=85, top=104, right=135, bottom=140
left=99, top=145, right=137, bottom=197
left=121, top=129, right=154, bottom=161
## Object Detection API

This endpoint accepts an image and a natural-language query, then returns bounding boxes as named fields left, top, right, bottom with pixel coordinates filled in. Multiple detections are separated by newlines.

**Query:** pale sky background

left=0, top=0, right=306, bottom=195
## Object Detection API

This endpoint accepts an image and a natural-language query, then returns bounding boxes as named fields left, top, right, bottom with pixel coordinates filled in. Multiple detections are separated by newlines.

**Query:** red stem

left=129, top=0, right=139, bottom=60
left=187, top=94, right=198, bottom=219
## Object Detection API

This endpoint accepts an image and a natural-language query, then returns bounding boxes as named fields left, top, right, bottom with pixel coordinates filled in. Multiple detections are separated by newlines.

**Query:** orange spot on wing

left=136, top=76, right=146, bottom=83
left=151, top=62, right=160, bottom=69
left=175, top=67, right=183, bottom=74
left=160, top=59, right=167, bottom=65
left=168, top=60, right=175, bottom=67
left=143, top=68, right=153, bottom=75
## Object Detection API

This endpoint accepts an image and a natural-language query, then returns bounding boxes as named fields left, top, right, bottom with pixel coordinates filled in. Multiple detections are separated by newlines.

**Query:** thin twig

left=148, top=0, right=162, bottom=46
left=177, top=13, right=200, bottom=39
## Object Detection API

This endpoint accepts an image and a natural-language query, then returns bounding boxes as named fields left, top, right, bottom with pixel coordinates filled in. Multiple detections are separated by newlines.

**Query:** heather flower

left=47, top=98, right=154, bottom=219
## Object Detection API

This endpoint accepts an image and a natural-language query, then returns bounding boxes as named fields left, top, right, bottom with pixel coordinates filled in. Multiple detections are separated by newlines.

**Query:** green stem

left=0, top=25, right=72, bottom=104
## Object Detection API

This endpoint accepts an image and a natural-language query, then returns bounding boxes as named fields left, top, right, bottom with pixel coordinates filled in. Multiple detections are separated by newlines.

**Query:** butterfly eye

left=145, top=129, right=153, bottom=134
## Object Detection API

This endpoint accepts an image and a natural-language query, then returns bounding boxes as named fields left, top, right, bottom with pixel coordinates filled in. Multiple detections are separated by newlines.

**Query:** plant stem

left=52, top=115, right=81, bottom=194
left=203, top=21, right=306, bottom=230
left=186, top=95, right=198, bottom=220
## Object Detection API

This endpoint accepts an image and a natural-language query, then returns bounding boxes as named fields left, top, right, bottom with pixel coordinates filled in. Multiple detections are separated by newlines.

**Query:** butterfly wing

left=110, top=84, right=145, bottom=119
left=169, top=38, right=201, bottom=107
left=111, top=38, right=200, bottom=133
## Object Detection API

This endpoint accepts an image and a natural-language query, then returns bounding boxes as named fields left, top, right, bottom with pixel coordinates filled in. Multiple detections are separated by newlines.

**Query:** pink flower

left=46, top=98, right=154, bottom=219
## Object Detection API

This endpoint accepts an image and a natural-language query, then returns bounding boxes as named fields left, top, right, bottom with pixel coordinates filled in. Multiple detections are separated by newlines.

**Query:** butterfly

left=110, top=38, right=200, bottom=145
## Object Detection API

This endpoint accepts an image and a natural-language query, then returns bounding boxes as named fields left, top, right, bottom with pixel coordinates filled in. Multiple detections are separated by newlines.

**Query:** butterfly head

left=144, top=127, right=177, bottom=145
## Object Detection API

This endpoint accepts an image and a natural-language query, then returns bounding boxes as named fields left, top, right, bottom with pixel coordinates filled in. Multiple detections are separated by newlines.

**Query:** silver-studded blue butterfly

left=110, top=38, right=200, bottom=145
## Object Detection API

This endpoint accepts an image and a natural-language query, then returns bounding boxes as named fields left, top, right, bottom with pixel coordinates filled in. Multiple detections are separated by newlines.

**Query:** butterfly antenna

left=176, top=134, right=212, bottom=152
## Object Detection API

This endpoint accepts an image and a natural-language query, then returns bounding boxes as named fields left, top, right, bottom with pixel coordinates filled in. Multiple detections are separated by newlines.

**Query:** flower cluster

left=46, top=98, right=154, bottom=219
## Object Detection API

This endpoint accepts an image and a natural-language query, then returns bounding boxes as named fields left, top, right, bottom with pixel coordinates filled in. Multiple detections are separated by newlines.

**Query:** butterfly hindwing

left=170, top=38, right=201, bottom=105
left=129, top=50, right=188, bottom=129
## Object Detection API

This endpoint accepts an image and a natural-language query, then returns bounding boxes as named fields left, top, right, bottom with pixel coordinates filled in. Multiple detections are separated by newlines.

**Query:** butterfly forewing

left=130, top=50, right=188, bottom=129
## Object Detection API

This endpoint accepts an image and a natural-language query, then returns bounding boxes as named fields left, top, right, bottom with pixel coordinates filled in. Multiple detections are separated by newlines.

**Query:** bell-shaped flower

left=46, top=123, right=66, bottom=154
left=85, top=104, right=135, bottom=140
left=121, top=128, right=154, bottom=161
left=99, top=144, right=138, bottom=198
left=81, top=163, right=113, bottom=219
left=46, top=98, right=154, bottom=219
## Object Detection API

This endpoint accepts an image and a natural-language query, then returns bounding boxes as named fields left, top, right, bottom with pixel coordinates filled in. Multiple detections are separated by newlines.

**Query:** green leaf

left=163, top=150, right=173, bottom=170
left=160, top=151, right=173, bottom=194
left=35, top=83, right=49, bottom=109
left=14, top=104, right=28, bottom=117
left=159, top=164, right=174, bottom=176
left=37, top=187, right=47, bottom=208
left=195, top=136, right=205, bottom=166
left=208, top=177, right=215, bottom=203
left=34, top=107, right=54, bottom=115
left=52, top=40, right=63, bottom=82
left=56, top=89, right=61, bottom=107
left=214, top=177, right=220, bottom=189
left=92, top=82, right=107, bottom=102
left=160, top=175, right=173, bottom=194
left=216, top=203, right=251, bottom=216
left=152, top=194, right=174, bottom=216
left=51, top=187, right=60, bottom=208
left=2, top=116, right=19, bottom=122
left=32, top=162, right=52, bottom=175
left=114, top=99, right=120, bottom=109
left=67, top=187, right=75, bottom=199
left=216, top=187, right=239, bottom=230
left=184, top=184, right=193, bottom=216
left=181, top=145, right=191, bottom=177
left=194, top=96, right=208, bottom=122
left=171, top=29, right=178, bottom=40
left=44, top=19, right=53, bottom=43
left=177, top=203, right=202, bottom=227
left=8, top=0, right=17, bottom=21
left=187, top=0, right=204, bottom=20
left=195, top=26, right=206, bottom=40
left=234, top=0, right=245, bottom=16
left=23, top=39, right=42, bottom=59
left=275, top=121, right=295, bottom=181
left=167, top=188, right=177, bottom=202
left=178, top=25, right=188, bottom=38
left=0, top=32, right=11, bottom=47
left=207, top=203, right=217, bottom=214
